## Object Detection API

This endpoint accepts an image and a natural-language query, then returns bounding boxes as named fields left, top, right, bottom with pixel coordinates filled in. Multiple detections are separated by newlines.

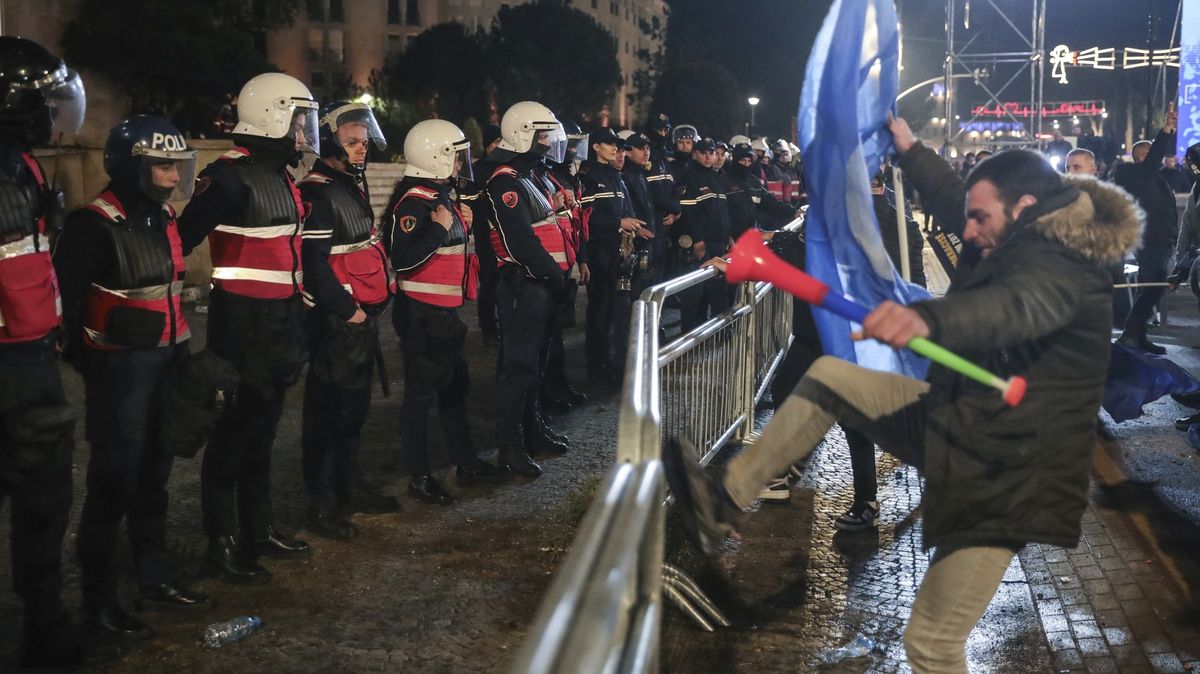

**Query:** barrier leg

left=662, top=563, right=731, bottom=629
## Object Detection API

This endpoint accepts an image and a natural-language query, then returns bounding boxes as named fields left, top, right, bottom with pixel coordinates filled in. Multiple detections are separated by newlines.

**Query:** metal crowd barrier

left=512, top=217, right=803, bottom=673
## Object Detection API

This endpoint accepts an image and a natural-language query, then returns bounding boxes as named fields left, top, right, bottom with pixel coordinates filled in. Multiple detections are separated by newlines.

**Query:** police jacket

left=0, top=147, right=59, bottom=345
left=485, top=153, right=568, bottom=281
left=55, top=182, right=188, bottom=352
left=622, top=161, right=657, bottom=232
left=384, top=177, right=475, bottom=309
left=578, top=158, right=630, bottom=252
left=724, top=165, right=794, bottom=238
left=549, top=162, right=587, bottom=265
left=178, top=145, right=303, bottom=300
left=298, top=160, right=391, bottom=320
left=461, top=158, right=496, bottom=263
left=677, top=160, right=731, bottom=257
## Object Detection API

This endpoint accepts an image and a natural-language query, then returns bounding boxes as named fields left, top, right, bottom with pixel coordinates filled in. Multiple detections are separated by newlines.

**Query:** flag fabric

left=1103, top=342, right=1200, bottom=423
left=797, top=0, right=931, bottom=378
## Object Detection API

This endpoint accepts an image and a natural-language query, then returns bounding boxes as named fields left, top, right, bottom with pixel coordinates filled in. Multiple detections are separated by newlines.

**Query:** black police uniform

left=577, top=155, right=631, bottom=378
left=56, top=179, right=199, bottom=626
left=676, top=158, right=733, bottom=331
left=486, top=153, right=569, bottom=476
left=384, top=176, right=501, bottom=496
left=725, top=162, right=795, bottom=239
left=178, top=140, right=310, bottom=581
left=298, top=160, right=394, bottom=526
left=0, top=146, right=75, bottom=647
left=533, top=161, right=585, bottom=412
left=462, top=156, right=500, bottom=344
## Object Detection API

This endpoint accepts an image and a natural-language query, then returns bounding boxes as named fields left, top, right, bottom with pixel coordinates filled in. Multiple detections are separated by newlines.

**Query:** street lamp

left=748, top=97, right=760, bottom=134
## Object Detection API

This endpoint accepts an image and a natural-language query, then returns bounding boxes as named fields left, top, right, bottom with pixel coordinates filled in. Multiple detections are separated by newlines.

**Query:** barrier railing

left=512, top=217, right=803, bottom=673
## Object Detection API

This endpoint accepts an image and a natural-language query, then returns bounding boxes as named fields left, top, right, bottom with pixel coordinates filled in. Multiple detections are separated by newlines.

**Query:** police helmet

left=750, top=137, right=772, bottom=160
left=0, top=37, right=86, bottom=146
left=403, top=119, right=472, bottom=182
left=233, top=72, right=320, bottom=155
left=319, top=101, right=387, bottom=173
left=672, top=124, right=699, bottom=144
left=498, top=101, right=559, bottom=155
left=1186, top=142, right=1200, bottom=179
left=103, top=115, right=198, bottom=202
left=559, top=117, right=589, bottom=162
left=729, top=134, right=752, bottom=148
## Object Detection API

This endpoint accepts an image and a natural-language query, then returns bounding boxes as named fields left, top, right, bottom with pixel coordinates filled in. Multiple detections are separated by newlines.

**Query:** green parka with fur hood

left=899, top=143, right=1143, bottom=551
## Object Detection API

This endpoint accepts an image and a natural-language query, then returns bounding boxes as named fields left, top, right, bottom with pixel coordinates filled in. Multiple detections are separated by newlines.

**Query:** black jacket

left=578, top=158, right=630, bottom=252
left=902, top=143, right=1143, bottom=551
left=484, top=153, right=564, bottom=282
left=724, top=164, right=794, bottom=238
left=1114, top=130, right=1178, bottom=250
left=676, top=160, right=731, bottom=257
left=873, top=189, right=927, bottom=288
left=299, top=161, right=381, bottom=320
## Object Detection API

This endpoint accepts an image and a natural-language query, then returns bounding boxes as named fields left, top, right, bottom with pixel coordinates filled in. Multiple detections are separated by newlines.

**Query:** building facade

left=266, top=0, right=668, bottom=127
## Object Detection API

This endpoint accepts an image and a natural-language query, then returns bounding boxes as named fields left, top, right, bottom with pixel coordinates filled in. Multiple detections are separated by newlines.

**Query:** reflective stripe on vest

left=208, top=150, right=303, bottom=299
left=80, top=192, right=189, bottom=349
left=0, top=153, right=61, bottom=343
left=766, top=180, right=785, bottom=201
left=397, top=243, right=467, bottom=308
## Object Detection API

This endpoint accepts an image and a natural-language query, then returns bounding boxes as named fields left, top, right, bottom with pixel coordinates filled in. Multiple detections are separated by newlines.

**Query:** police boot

left=82, top=605, right=154, bottom=644
left=305, top=501, right=356, bottom=540
left=20, top=611, right=126, bottom=667
left=252, top=526, right=311, bottom=559
left=539, top=383, right=574, bottom=416
left=498, top=446, right=542, bottom=479
left=408, top=474, right=455, bottom=505
left=202, top=536, right=272, bottom=586
left=136, top=582, right=214, bottom=613
left=456, top=456, right=512, bottom=486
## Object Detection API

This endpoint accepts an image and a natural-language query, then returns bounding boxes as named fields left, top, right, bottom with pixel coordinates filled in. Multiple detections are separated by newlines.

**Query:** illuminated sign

left=1050, top=45, right=1180, bottom=84
left=1179, top=0, right=1200, bottom=159
left=970, top=101, right=1107, bottom=119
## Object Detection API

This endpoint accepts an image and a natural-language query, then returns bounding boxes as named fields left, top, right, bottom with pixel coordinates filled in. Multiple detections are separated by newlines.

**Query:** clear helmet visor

left=42, top=67, right=86, bottom=136
left=672, top=125, right=698, bottom=144
left=543, top=123, right=568, bottom=164
left=452, top=141, right=473, bottom=183
left=326, top=103, right=387, bottom=170
left=289, top=106, right=321, bottom=156
left=569, top=134, right=589, bottom=162
left=137, top=153, right=198, bottom=202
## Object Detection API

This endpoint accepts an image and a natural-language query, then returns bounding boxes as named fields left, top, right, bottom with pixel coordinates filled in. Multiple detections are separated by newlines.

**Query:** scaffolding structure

left=943, top=0, right=1048, bottom=148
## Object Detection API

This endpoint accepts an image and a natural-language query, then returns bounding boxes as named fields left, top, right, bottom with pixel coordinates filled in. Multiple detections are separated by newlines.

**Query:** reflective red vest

left=207, top=147, right=304, bottom=299
left=81, top=192, right=189, bottom=349
left=488, top=165, right=570, bottom=272
left=0, top=153, right=61, bottom=344
left=296, top=171, right=392, bottom=308
left=766, top=179, right=786, bottom=202
left=393, top=184, right=476, bottom=308
left=542, top=170, right=579, bottom=268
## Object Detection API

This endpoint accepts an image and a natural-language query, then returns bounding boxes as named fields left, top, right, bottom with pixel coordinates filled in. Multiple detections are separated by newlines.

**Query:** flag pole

left=892, top=165, right=912, bottom=282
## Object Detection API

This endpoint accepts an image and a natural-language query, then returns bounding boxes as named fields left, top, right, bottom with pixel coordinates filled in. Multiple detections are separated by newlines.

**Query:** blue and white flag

left=798, top=0, right=930, bottom=378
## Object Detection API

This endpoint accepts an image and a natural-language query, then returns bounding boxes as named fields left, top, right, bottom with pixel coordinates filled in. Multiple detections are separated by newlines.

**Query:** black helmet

left=0, top=37, right=85, bottom=146
left=1185, top=142, right=1200, bottom=178
left=318, top=100, right=387, bottom=173
left=103, top=115, right=197, bottom=202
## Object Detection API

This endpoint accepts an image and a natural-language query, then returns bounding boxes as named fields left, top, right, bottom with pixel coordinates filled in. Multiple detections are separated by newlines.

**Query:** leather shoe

left=20, top=614, right=126, bottom=667
left=1175, top=411, right=1200, bottom=431
left=83, top=606, right=154, bottom=643
left=456, top=458, right=511, bottom=486
left=137, top=583, right=214, bottom=613
left=306, top=503, right=356, bottom=540
left=499, top=448, right=542, bottom=478
left=253, top=527, right=311, bottom=559
left=527, top=429, right=568, bottom=457
left=408, top=474, right=455, bottom=505
left=203, top=536, right=271, bottom=585
left=343, top=479, right=400, bottom=514
left=534, top=415, right=569, bottom=445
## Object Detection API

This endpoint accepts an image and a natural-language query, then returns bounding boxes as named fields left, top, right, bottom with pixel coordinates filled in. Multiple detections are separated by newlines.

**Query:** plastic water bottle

left=818, top=634, right=876, bottom=664
left=203, top=616, right=263, bottom=648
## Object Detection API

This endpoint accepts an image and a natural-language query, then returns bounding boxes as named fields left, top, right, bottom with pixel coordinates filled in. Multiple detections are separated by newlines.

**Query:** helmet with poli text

left=103, top=115, right=197, bottom=202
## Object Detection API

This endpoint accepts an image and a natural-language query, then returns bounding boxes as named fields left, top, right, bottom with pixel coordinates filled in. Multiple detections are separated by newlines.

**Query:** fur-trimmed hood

left=1027, top=175, right=1144, bottom=265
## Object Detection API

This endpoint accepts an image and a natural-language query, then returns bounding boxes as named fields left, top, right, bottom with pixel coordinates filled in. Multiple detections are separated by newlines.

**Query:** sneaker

left=787, top=463, right=804, bottom=485
left=661, top=437, right=740, bottom=558
left=758, top=476, right=791, bottom=502
left=835, top=500, right=880, bottom=531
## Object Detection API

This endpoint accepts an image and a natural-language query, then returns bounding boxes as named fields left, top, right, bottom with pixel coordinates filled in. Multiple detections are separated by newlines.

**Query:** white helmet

left=729, top=134, right=752, bottom=147
left=403, top=119, right=472, bottom=181
left=233, top=72, right=320, bottom=154
left=617, top=129, right=636, bottom=142
left=498, top=101, right=559, bottom=155
left=750, top=137, right=772, bottom=159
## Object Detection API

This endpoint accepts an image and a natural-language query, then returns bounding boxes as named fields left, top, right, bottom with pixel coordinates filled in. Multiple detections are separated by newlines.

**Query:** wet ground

left=3, top=283, right=1200, bottom=672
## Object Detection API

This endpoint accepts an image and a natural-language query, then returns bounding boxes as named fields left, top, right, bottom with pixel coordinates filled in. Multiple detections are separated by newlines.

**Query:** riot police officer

left=385, top=119, right=511, bottom=503
left=0, top=36, right=121, bottom=667
left=579, top=127, right=644, bottom=384
left=179, top=72, right=319, bottom=584
left=485, top=102, right=574, bottom=478
left=297, top=101, right=397, bottom=540
left=643, top=115, right=681, bottom=281
left=56, top=116, right=213, bottom=641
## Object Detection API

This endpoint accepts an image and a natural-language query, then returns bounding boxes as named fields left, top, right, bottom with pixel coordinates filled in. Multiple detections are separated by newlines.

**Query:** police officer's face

left=628, top=146, right=649, bottom=165
left=594, top=141, right=618, bottom=164
left=150, top=162, right=182, bottom=190
left=337, top=123, right=370, bottom=166
left=613, top=148, right=627, bottom=170
left=713, top=150, right=727, bottom=169
left=693, top=149, right=716, bottom=168
left=676, top=138, right=694, bottom=154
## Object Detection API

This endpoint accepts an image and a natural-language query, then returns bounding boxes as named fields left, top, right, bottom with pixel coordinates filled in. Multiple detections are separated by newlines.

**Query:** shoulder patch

left=501, top=191, right=519, bottom=209
left=398, top=215, right=418, bottom=234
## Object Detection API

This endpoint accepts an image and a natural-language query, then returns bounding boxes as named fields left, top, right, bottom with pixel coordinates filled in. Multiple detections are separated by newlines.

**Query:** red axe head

left=725, top=229, right=830, bottom=305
